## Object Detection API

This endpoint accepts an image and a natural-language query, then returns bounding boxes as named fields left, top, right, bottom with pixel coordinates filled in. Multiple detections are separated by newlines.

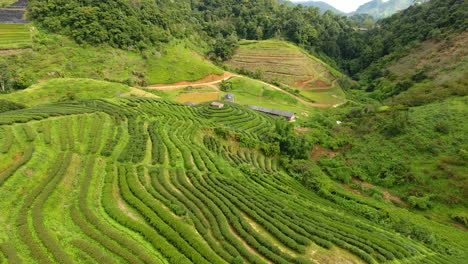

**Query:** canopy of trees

left=26, top=0, right=467, bottom=76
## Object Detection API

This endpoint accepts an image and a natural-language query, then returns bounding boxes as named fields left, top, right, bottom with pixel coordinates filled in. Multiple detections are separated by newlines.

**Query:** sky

left=292, top=0, right=374, bottom=13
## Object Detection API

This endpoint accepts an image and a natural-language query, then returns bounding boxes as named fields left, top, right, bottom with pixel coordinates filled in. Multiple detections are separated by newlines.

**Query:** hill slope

left=296, top=1, right=344, bottom=14
left=352, top=0, right=426, bottom=19
left=227, top=40, right=345, bottom=105
left=2, top=32, right=223, bottom=90
left=0, top=98, right=467, bottom=263
left=0, top=78, right=131, bottom=106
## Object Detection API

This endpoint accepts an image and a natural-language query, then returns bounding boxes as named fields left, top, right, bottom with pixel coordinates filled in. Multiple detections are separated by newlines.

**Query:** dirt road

left=146, top=71, right=341, bottom=108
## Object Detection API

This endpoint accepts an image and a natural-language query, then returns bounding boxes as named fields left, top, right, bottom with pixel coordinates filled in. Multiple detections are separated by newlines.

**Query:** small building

left=184, top=102, right=195, bottom=106
left=224, top=93, right=235, bottom=103
left=248, top=105, right=296, bottom=122
left=185, top=86, right=193, bottom=91
left=211, top=102, right=224, bottom=109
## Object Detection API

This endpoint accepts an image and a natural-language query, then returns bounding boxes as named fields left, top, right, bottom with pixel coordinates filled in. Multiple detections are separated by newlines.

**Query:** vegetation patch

left=0, top=23, right=31, bottom=49
left=220, top=77, right=313, bottom=115
left=1, top=34, right=223, bottom=89
left=176, top=92, right=219, bottom=104
left=147, top=44, right=224, bottom=84
left=228, top=40, right=337, bottom=87
left=0, top=78, right=131, bottom=106
left=227, top=40, right=346, bottom=105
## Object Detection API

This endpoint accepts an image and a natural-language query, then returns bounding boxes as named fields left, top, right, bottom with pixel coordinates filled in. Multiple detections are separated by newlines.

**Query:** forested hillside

left=298, top=0, right=468, bottom=231
left=352, top=0, right=425, bottom=19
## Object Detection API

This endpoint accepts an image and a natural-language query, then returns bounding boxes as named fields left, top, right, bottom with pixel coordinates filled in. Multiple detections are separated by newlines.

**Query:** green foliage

left=28, top=0, right=177, bottom=49
left=343, top=0, right=467, bottom=76
left=0, top=23, right=32, bottom=49
left=0, top=99, right=25, bottom=113
left=304, top=97, right=468, bottom=212
left=286, top=159, right=333, bottom=192
left=212, top=33, right=239, bottom=61
left=146, top=44, right=223, bottom=84
left=450, top=212, right=468, bottom=227
left=219, top=80, right=233, bottom=92
left=1, top=97, right=467, bottom=264
left=0, top=78, right=130, bottom=106
left=408, top=195, right=433, bottom=210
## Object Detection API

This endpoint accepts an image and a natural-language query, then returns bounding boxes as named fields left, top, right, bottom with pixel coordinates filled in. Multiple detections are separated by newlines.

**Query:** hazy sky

left=292, top=0, right=373, bottom=13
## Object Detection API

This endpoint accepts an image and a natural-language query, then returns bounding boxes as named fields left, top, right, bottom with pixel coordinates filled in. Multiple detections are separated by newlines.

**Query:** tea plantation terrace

left=0, top=0, right=28, bottom=24
left=0, top=98, right=457, bottom=264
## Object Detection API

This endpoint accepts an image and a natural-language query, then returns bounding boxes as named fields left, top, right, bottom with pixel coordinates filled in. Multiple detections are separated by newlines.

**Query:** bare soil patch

left=176, top=92, right=219, bottom=104
left=0, top=48, right=31, bottom=55
left=351, top=177, right=409, bottom=207
left=294, top=78, right=315, bottom=89
left=148, top=72, right=234, bottom=88
left=117, top=195, right=140, bottom=221
left=308, top=80, right=332, bottom=88
left=451, top=223, right=468, bottom=232
left=122, top=87, right=159, bottom=98
left=294, top=127, right=311, bottom=136
left=310, top=145, right=339, bottom=161
left=0, top=153, right=23, bottom=174
left=339, top=184, right=368, bottom=197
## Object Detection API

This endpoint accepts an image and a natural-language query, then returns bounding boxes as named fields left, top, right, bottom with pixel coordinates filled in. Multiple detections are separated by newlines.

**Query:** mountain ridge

left=294, top=1, right=345, bottom=14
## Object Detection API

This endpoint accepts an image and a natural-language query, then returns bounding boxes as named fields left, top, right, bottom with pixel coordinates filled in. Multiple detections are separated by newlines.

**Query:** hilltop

left=352, top=0, right=423, bottom=19
left=293, top=1, right=345, bottom=14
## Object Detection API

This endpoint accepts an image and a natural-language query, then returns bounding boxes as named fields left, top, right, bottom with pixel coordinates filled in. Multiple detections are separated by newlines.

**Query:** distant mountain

left=296, top=1, right=345, bottom=14
left=352, top=0, right=427, bottom=19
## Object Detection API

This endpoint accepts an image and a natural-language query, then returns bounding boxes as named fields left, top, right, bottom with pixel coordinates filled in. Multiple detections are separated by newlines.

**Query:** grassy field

left=0, top=78, right=131, bottom=106
left=146, top=86, right=219, bottom=102
left=176, top=91, right=219, bottom=104
left=302, top=86, right=346, bottom=106
left=5, top=33, right=223, bottom=85
left=0, top=98, right=466, bottom=264
left=146, top=76, right=316, bottom=117
left=227, top=40, right=346, bottom=105
left=0, top=23, right=31, bottom=49
left=147, top=44, right=224, bottom=84
left=222, top=77, right=314, bottom=116
left=0, top=0, right=16, bottom=7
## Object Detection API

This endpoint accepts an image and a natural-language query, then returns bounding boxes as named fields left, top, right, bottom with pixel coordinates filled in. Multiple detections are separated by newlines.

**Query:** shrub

left=450, top=212, right=468, bottom=227
left=408, top=195, right=433, bottom=210
left=0, top=99, right=25, bottom=113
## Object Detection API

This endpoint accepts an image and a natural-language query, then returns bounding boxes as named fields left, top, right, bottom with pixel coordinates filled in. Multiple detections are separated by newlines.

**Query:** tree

left=0, top=58, right=13, bottom=93
left=219, top=80, right=233, bottom=92
left=213, top=33, right=239, bottom=61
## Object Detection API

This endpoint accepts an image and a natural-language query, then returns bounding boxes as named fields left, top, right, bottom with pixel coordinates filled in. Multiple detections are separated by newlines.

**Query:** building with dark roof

left=224, top=93, right=235, bottom=102
left=248, top=105, right=296, bottom=121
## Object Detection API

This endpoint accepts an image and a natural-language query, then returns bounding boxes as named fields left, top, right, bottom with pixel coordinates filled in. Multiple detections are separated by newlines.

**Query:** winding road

left=146, top=71, right=343, bottom=108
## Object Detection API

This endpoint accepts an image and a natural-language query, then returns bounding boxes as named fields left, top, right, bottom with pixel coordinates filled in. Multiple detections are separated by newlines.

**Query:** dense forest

left=27, top=0, right=467, bottom=77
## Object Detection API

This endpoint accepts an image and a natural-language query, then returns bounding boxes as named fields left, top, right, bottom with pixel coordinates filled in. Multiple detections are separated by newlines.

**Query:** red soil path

left=148, top=72, right=235, bottom=88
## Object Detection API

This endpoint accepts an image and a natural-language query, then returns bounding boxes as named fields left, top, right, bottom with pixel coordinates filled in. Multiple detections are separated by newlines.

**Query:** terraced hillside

left=0, top=23, right=31, bottom=49
left=0, top=98, right=466, bottom=264
left=0, top=0, right=27, bottom=24
left=226, top=40, right=345, bottom=105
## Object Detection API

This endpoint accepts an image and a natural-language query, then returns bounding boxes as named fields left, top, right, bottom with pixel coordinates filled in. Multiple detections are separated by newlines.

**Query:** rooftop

left=248, top=105, right=295, bottom=118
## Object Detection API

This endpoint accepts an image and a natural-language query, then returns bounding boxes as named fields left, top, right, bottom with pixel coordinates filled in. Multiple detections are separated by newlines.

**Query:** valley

left=0, top=0, right=466, bottom=263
